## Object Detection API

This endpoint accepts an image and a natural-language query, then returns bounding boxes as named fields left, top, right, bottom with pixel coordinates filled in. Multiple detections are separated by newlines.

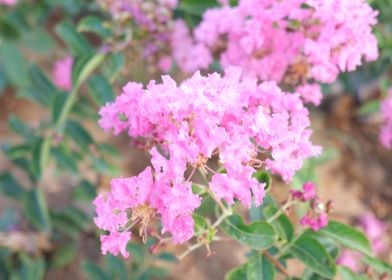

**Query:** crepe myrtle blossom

left=292, top=182, right=331, bottom=231
left=94, top=67, right=321, bottom=257
left=0, top=0, right=17, bottom=5
left=52, top=56, right=73, bottom=91
left=171, top=0, right=378, bottom=105
left=380, top=90, right=392, bottom=149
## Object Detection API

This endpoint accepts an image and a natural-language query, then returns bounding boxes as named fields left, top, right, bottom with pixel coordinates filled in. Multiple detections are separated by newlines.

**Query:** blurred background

left=0, top=0, right=391, bottom=279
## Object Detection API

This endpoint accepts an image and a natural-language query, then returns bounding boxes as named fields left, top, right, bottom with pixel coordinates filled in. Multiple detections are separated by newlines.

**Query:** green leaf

left=104, top=53, right=124, bottom=82
left=3, top=144, right=30, bottom=160
left=193, top=213, right=207, bottom=234
left=338, top=266, right=367, bottom=280
left=105, top=255, right=128, bottom=280
left=8, top=115, right=33, bottom=140
left=289, top=234, right=336, bottom=278
left=0, top=173, right=25, bottom=200
left=52, top=147, right=79, bottom=173
left=55, top=21, right=92, bottom=56
left=66, top=120, right=93, bottom=151
left=225, top=263, right=248, bottom=280
left=179, top=0, right=219, bottom=16
left=21, top=28, right=55, bottom=53
left=157, top=252, right=177, bottom=263
left=51, top=244, right=77, bottom=268
left=29, top=65, right=57, bottom=107
left=0, top=16, right=20, bottom=40
left=23, top=188, right=51, bottom=233
left=88, top=74, right=114, bottom=105
left=253, top=171, right=271, bottom=191
left=72, top=53, right=106, bottom=89
left=221, top=215, right=277, bottom=250
left=0, top=41, right=30, bottom=88
left=78, top=16, right=111, bottom=38
left=262, top=205, right=294, bottom=242
left=357, top=100, right=380, bottom=116
left=320, top=221, right=372, bottom=255
left=246, top=253, right=275, bottom=280
left=362, top=255, right=392, bottom=275
left=73, top=180, right=96, bottom=201
left=82, top=260, right=109, bottom=280
left=51, top=92, right=68, bottom=123
left=13, top=254, right=45, bottom=280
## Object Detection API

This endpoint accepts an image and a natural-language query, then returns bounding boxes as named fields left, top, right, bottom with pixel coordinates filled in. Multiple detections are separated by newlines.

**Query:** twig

left=263, top=251, right=289, bottom=277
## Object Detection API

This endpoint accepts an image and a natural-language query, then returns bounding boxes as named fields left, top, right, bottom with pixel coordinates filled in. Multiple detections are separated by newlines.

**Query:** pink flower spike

left=53, top=56, right=73, bottom=91
left=337, top=250, right=361, bottom=272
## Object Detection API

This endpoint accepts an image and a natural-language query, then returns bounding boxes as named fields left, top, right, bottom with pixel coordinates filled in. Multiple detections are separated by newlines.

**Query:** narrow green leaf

left=82, top=260, right=109, bottom=280
left=3, top=144, right=31, bottom=160
left=105, top=255, right=128, bottom=280
left=179, top=0, right=219, bottom=16
left=0, top=16, right=19, bottom=40
left=52, top=147, right=79, bottom=173
left=253, top=171, right=271, bottom=191
left=8, top=115, right=33, bottom=140
left=357, top=100, right=380, bottom=116
left=73, top=180, right=96, bottom=201
left=88, top=74, right=114, bottom=105
left=246, top=253, right=275, bottom=280
left=66, top=120, right=93, bottom=151
left=320, top=221, right=372, bottom=255
left=55, top=21, right=92, bottom=56
left=72, top=53, right=106, bottom=89
left=362, top=255, right=392, bottom=274
left=30, top=65, right=57, bottom=107
left=338, top=266, right=367, bottom=280
left=289, top=234, right=336, bottom=278
left=51, top=244, right=77, bottom=268
left=22, top=28, right=55, bottom=53
left=23, top=188, right=51, bottom=233
left=225, top=263, right=248, bottom=280
left=221, top=215, right=277, bottom=250
left=0, top=41, right=30, bottom=88
left=77, top=16, right=111, bottom=38
left=51, top=92, right=68, bottom=124
left=0, top=173, right=25, bottom=200
left=193, top=213, right=207, bottom=233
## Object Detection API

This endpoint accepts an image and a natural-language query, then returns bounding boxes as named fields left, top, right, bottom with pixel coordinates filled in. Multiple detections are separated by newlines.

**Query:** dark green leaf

left=357, top=100, right=380, bottom=116
left=73, top=180, right=96, bottom=201
left=55, top=21, right=92, bottom=56
left=106, top=255, right=128, bottom=280
left=0, top=208, right=19, bottom=231
left=52, top=147, right=79, bottom=173
left=221, top=215, right=277, bottom=250
left=72, top=53, right=106, bottom=89
left=88, top=74, right=114, bottom=105
left=0, top=173, right=25, bottom=200
left=22, top=28, right=55, bottom=53
left=320, top=221, right=372, bottom=255
left=51, top=92, right=68, bottom=124
left=3, top=144, right=30, bottom=160
left=157, top=252, right=177, bottom=263
left=225, top=263, right=248, bottom=280
left=289, top=234, right=336, bottom=278
left=246, top=253, right=275, bottom=280
left=51, top=244, right=77, bottom=268
left=0, top=16, right=19, bottom=40
left=0, top=41, right=30, bottom=88
left=179, top=0, right=219, bottom=16
left=82, top=260, right=109, bottom=280
left=30, top=65, right=57, bottom=107
left=78, top=16, right=111, bottom=38
left=8, top=115, right=33, bottom=140
left=66, top=120, right=93, bottom=151
left=253, top=171, right=271, bottom=191
left=23, top=188, right=51, bottom=233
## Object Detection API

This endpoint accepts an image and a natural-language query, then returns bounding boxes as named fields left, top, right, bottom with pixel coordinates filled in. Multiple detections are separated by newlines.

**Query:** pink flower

left=101, top=231, right=131, bottom=258
left=300, top=212, right=328, bottom=231
left=53, top=56, right=73, bottom=91
left=337, top=250, right=361, bottom=272
left=290, top=181, right=317, bottom=201
left=360, top=213, right=388, bottom=254
left=0, top=0, right=17, bottom=5
left=296, top=84, right=323, bottom=106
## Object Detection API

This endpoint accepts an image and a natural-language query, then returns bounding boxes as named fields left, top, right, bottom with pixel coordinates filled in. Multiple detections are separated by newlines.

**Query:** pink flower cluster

left=52, top=56, right=73, bottom=91
left=171, top=0, right=378, bottom=105
left=95, top=68, right=321, bottom=257
left=292, top=182, right=329, bottom=231
left=0, top=0, right=17, bottom=5
left=337, top=213, right=389, bottom=272
left=380, top=89, right=392, bottom=149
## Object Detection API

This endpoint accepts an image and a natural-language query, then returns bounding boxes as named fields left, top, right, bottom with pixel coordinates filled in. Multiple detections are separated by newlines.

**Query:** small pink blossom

left=296, top=84, right=323, bottom=106
left=337, top=250, right=361, bottom=272
left=53, top=56, right=73, bottom=91
left=101, top=231, right=131, bottom=258
left=300, top=212, right=328, bottom=231
left=0, top=0, right=17, bottom=5
left=360, top=213, right=388, bottom=254
left=290, top=181, right=317, bottom=201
